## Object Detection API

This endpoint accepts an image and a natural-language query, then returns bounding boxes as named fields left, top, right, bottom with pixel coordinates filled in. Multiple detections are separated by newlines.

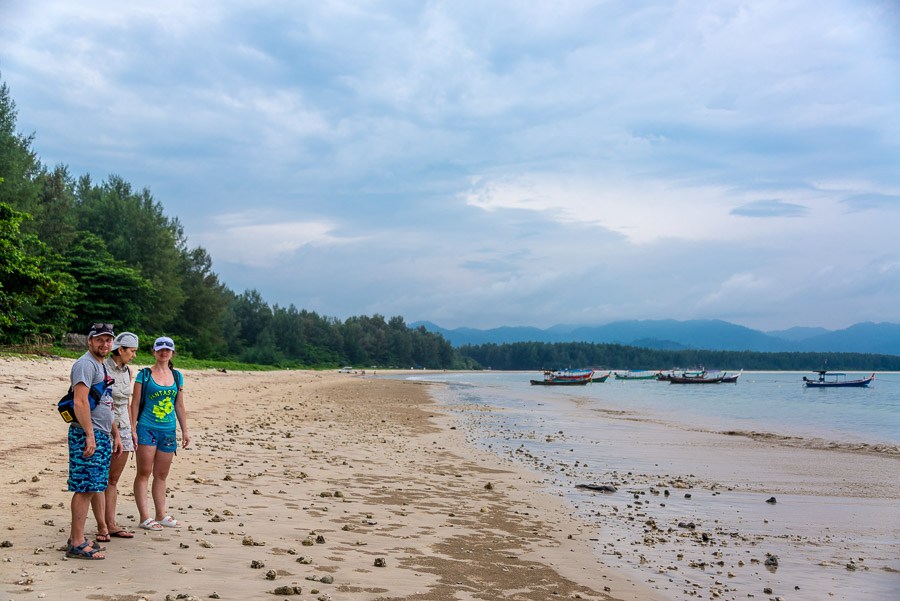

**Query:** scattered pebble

left=271, top=585, right=302, bottom=595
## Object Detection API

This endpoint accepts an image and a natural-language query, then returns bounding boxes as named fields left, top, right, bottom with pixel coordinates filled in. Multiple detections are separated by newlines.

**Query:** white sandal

left=158, top=515, right=181, bottom=528
left=139, top=518, right=162, bottom=531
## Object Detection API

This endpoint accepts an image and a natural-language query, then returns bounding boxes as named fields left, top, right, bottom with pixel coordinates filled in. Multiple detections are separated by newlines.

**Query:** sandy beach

left=0, top=357, right=661, bottom=601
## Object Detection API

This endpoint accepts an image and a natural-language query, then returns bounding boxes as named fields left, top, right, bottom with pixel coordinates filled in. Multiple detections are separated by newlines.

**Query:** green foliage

left=0, top=80, right=42, bottom=216
left=0, top=202, right=74, bottom=340
left=74, top=174, right=186, bottom=328
left=16, top=164, right=79, bottom=249
left=15, top=248, right=78, bottom=338
left=174, top=246, right=227, bottom=358
left=62, top=232, right=155, bottom=333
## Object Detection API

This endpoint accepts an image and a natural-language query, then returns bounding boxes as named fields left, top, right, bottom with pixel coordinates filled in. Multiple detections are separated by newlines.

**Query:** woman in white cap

left=96, top=332, right=140, bottom=540
left=131, top=336, right=189, bottom=530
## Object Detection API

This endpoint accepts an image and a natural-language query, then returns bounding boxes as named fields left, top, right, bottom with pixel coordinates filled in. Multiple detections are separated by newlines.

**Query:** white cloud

left=1, top=0, right=898, bottom=329
left=699, top=272, right=772, bottom=307
left=463, top=172, right=831, bottom=244
left=195, top=213, right=357, bottom=268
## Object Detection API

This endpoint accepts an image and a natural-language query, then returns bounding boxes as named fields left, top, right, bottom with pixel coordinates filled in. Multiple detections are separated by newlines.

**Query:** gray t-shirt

left=70, top=351, right=115, bottom=435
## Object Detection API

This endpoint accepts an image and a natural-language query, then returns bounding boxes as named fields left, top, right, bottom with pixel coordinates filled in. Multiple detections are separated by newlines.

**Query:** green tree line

left=0, top=76, right=459, bottom=368
left=458, top=341, right=900, bottom=371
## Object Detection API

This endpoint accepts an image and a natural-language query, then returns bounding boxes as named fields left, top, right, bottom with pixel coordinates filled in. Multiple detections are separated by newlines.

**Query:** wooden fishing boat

left=803, top=371, right=874, bottom=388
left=721, top=370, right=742, bottom=383
left=531, top=369, right=594, bottom=386
left=658, top=369, right=705, bottom=381
left=669, top=373, right=725, bottom=384
left=615, top=370, right=661, bottom=380
left=530, top=378, right=592, bottom=386
left=590, top=372, right=611, bottom=383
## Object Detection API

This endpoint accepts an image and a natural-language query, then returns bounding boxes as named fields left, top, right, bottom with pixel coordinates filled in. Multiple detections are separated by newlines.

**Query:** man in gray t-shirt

left=65, top=323, right=123, bottom=560
left=70, top=349, right=115, bottom=435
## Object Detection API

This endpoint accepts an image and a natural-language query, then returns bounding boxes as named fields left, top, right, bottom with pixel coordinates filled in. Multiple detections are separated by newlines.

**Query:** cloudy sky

left=2, top=0, right=898, bottom=330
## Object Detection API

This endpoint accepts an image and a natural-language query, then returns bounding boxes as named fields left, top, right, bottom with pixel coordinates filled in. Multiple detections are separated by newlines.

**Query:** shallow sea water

left=390, top=371, right=900, bottom=601
left=416, top=371, right=900, bottom=445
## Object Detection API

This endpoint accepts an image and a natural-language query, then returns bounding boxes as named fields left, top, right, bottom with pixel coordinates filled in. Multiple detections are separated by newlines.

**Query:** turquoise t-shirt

left=135, top=368, right=183, bottom=429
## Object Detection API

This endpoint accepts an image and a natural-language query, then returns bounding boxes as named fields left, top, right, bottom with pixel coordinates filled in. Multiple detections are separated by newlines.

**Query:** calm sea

left=397, top=371, right=900, bottom=446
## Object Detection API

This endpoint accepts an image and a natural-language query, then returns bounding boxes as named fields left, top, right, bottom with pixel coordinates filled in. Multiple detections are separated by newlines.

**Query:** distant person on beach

left=95, top=331, right=139, bottom=541
left=66, top=323, right=123, bottom=560
left=131, top=336, right=190, bottom=530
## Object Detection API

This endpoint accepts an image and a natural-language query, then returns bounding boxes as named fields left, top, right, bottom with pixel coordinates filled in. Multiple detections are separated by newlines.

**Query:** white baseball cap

left=153, top=336, right=175, bottom=351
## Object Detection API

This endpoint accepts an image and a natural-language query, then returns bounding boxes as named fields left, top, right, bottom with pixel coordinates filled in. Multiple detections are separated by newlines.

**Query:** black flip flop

left=108, top=529, right=134, bottom=538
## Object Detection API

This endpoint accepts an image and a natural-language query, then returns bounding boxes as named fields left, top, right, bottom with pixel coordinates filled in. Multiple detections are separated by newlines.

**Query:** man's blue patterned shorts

left=67, top=427, right=111, bottom=493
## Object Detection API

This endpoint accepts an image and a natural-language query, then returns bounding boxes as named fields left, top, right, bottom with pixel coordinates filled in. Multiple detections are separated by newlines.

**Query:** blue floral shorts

left=68, top=427, right=111, bottom=493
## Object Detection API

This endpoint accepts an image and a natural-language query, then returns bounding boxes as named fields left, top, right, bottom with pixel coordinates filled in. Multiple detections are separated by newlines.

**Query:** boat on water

left=721, top=370, right=742, bottom=383
left=669, top=369, right=742, bottom=384
left=669, top=373, right=725, bottom=384
left=803, top=371, right=874, bottom=388
left=591, top=372, right=611, bottom=383
left=530, top=369, right=594, bottom=386
left=658, top=368, right=706, bottom=382
left=615, top=370, right=661, bottom=380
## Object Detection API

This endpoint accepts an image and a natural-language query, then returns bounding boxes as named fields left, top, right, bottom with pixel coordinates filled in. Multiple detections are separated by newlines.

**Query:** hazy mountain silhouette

left=413, top=319, right=900, bottom=355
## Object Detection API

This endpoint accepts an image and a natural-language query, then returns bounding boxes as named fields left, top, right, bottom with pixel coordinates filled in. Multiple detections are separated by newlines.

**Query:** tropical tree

left=62, top=232, right=154, bottom=333
left=0, top=202, right=74, bottom=340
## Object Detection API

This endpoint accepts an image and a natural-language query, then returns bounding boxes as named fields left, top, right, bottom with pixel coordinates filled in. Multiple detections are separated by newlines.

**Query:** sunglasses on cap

left=154, top=340, right=175, bottom=349
left=89, top=323, right=115, bottom=338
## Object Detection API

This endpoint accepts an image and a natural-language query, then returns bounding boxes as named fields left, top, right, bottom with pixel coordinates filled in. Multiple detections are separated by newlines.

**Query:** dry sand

left=0, top=357, right=662, bottom=601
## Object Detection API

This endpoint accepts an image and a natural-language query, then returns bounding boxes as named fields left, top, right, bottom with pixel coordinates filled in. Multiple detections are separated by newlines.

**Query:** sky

left=1, top=0, right=899, bottom=331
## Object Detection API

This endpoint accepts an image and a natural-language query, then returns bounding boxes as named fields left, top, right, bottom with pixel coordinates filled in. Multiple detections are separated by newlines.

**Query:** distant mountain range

left=412, top=319, right=900, bottom=356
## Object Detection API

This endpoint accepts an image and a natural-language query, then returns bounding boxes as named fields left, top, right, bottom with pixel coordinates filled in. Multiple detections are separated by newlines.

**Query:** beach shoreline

left=1, top=357, right=661, bottom=601
left=425, top=373, right=900, bottom=600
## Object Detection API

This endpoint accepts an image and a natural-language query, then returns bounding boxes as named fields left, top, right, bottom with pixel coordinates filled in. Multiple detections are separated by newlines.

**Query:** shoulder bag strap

left=138, top=368, right=151, bottom=420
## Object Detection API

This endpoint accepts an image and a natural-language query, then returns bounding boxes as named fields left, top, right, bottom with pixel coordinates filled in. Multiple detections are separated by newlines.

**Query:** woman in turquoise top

left=130, top=336, right=190, bottom=530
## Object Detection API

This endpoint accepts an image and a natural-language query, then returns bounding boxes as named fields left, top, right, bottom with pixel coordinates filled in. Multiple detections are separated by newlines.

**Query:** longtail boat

left=615, top=370, right=661, bottom=380
left=669, top=369, right=742, bottom=384
left=803, top=371, right=874, bottom=388
left=590, top=372, right=611, bottom=383
left=531, top=369, right=594, bottom=386
left=658, top=369, right=705, bottom=382
left=669, top=375, right=724, bottom=384
left=721, top=370, right=742, bottom=383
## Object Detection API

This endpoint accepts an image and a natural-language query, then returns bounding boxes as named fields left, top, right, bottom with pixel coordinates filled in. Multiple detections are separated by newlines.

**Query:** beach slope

left=0, top=358, right=659, bottom=601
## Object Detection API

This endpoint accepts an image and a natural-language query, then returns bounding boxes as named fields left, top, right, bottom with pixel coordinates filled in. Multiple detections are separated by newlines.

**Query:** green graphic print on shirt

left=135, top=369, right=182, bottom=429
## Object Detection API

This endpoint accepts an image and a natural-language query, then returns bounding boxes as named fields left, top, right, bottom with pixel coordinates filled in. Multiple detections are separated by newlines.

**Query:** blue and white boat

left=803, top=371, right=874, bottom=388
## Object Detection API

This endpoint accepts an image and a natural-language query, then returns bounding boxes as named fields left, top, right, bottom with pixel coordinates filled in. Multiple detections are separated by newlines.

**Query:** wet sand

left=442, top=383, right=900, bottom=600
left=0, top=357, right=661, bottom=601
